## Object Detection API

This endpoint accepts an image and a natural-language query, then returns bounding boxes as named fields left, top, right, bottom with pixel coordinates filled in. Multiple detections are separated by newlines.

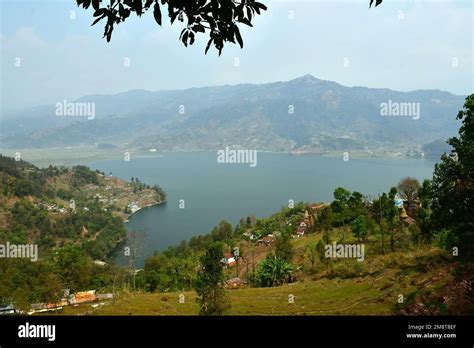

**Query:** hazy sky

left=0, top=0, right=472, bottom=113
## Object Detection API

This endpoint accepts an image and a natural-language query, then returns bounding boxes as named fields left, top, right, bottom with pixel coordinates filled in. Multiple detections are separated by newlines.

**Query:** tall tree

left=330, top=187, right=351, bottom=227
left=274, top=233, right=293, bottom=263
left=397, top=177, right=420, bottom=212
left=55, top=245, right=92, bottom=293
left=316, top=239, right=329, bottom=270
left=194, top=242, right=230, bottom=315
left=127, top=230, right=147, bottom=291
left=305, top=242, right=318, bottom=271
left=319, top=207, right=334, bottom=233
left=431, top=95, right=474, bottom=259
left=416, top=179, right=433, bottom=240
left=351, top=216, right=368, bottom=242
left=372, top=189, right=399, bottom=254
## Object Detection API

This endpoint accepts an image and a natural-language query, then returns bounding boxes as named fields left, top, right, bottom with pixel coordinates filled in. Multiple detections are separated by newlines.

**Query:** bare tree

left=127, top=230, right=147, bottom=292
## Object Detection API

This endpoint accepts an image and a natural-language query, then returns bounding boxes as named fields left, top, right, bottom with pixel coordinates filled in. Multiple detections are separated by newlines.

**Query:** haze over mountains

left=0, top=75, right=465, bottom=153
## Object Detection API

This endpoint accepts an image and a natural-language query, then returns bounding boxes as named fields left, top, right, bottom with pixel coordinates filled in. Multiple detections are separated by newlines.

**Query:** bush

left=434, top=229, right=459, bottom=251
left=329, top=260, right=365, bottom=279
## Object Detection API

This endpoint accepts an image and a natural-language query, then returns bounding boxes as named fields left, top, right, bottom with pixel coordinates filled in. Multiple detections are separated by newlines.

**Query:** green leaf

left=235, top=26, right=243, bottom=48
left=144, top=0, right=153, bottom=9
left=254, top=2, right=267, bottom=11
left=240, top=18, right=253, bottom=27
left=91, top=14, right=106, bottom=26
left=91, top=0, right=100, bottom=11
left=134, top=0, right=142, bottom=16
left=153, top=3, right=162, bottom=25
left=205, top=37, right=214, bottom=54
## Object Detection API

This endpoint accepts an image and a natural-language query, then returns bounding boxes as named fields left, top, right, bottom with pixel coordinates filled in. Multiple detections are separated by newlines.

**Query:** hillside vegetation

left=61, top=239, right=467, bottom=316
left=0, top=154, right=166, bottom=309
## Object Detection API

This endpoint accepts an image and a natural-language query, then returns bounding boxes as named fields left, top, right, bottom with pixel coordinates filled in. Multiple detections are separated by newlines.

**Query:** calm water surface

left=89, top=152, right=436, bottom=266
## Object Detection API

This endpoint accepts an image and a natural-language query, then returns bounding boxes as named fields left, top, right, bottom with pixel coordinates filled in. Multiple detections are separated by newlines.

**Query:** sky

left=0, top=0, right=473, bottom=113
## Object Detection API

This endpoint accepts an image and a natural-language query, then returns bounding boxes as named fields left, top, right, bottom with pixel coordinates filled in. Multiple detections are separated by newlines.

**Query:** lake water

left=89, top=152, right=436, bottom=266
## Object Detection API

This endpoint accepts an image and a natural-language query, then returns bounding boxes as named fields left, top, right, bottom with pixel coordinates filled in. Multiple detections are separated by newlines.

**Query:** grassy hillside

left=58, top=240, right=466, bottom=316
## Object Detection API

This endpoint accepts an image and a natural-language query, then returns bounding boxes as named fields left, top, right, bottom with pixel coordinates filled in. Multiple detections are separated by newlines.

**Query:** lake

left=89, top=152, right=436, bottom=266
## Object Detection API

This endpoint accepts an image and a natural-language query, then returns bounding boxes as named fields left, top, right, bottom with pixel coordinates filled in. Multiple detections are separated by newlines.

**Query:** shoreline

left=123, top=200, right=167, bottom=222
left=0, top=147, right=437, bottom=168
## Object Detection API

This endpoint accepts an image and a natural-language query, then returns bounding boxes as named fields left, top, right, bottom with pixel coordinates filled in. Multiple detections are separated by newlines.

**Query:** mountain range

left=0, top=75, right=465, bottom=153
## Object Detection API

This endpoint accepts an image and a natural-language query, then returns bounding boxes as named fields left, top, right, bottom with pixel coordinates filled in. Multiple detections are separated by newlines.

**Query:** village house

left=96, top=293, right=114, bottom=300
left=27, top=289, right=114, bottom=314
left=293, top=226, right=306, bottom=238
left=242, top=229, right=253, bottom=238
left=221, top=253, right=237, bottom=268
left=69, top=290, right=97, bottom=305
left=128, top=202, right=140, bottom=213
left=400, top=207, right=416, bottom=226
left=401, top=216, right=416, bottom=227
left=0, top=303, right=19, bottom=315
left=257, top=234, right=275, bottom=246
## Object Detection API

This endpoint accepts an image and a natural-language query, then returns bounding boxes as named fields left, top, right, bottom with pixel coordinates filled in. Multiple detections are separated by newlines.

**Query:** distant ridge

left=0, top=75, right=465, bottom=153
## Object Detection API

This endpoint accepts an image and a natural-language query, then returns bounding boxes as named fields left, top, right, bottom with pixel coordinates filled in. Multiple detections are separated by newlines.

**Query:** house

left=96, top=293, right=114, bottom=300
left=30, top=301, right=67, bottom=313
left=299, top=221, right=307, bottom=227
left=0, top=303, right=18, bottom=315
left=242, top=229, right=253, bottom=238
left=94, top=260, right=106, bottom=266
left=395, top=196, right=405, bottom=209
left=257, top=234, right=275, bottom=246
left=400, top=208, right=416, bottom=226
left=295, top=226, right=306, bottom=237
left=400, top=207, right=409, bottom=219
left=221, top=253, right=237, bottom=268
left=69, top=290, right=97, bottom=305
left=401, top=216, right=416, bottom=227
left=128, top=202, right=140, bottom=213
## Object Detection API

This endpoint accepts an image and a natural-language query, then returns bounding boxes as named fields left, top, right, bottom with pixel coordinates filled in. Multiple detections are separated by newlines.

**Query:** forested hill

left=0, top=154, right=166, bottom=259
left=0, top=154, right=167, bottom=308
